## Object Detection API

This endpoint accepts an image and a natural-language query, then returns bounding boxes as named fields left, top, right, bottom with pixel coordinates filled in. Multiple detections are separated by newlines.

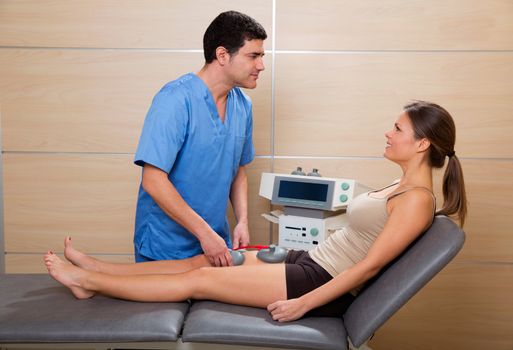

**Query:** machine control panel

left=259, top=173, right=362, bottom=211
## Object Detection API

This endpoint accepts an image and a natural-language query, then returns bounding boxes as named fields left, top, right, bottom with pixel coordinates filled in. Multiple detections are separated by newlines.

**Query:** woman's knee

left=189, top=254, right=211, bottom=269
left=188, top=266, right=216, bottom=299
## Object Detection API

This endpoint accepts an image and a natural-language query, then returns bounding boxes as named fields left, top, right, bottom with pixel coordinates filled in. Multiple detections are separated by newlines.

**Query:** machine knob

left=341, top=182, right=350, bottom=190
left=310, top=228, right=319, bottom=236
left=340, top=194, right=348, bottom=202
left=307, top=168, right=322, bottom=177
left=291, top=167, right=306, bottom=176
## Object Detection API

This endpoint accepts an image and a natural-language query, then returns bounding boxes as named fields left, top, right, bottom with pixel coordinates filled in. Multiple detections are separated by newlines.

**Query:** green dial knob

left=340, top=194, right=348, bottom=202
left=310, top=228, right=319, bottom=236
left=341, top=182, right=350, bottom=190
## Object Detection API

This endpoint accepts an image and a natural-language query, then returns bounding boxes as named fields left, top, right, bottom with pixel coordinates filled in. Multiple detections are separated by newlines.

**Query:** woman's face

left=384, top=111, right=420, bottom=163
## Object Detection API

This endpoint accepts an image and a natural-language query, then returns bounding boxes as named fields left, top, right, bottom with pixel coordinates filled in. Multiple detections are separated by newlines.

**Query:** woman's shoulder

left=387, top=187, right=436, bottom=224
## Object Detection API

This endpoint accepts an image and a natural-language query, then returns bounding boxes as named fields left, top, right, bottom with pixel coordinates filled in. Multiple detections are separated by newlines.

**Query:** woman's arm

left=268, top=189, right=434, bottom=322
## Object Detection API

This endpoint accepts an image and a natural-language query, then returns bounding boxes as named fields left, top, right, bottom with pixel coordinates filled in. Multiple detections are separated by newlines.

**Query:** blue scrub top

left=134, top=73, right=255, bottom=260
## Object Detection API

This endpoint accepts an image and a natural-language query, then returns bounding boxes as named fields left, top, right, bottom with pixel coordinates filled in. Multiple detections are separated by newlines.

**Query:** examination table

left=0, top=216, right=465, bottom=350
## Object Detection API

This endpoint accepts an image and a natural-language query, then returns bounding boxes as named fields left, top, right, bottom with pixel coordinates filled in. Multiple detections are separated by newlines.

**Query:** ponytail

left=436, top=154, right=467, bottom=227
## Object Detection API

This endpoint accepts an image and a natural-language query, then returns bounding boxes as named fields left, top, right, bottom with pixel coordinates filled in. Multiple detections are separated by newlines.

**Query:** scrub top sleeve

left=134, top=91, right=188, bottom=173
left=239, top=110, right=255, bottom=166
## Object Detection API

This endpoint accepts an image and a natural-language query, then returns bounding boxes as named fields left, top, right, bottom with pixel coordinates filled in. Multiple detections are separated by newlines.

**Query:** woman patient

left=44, top=100, right=467, bottom=322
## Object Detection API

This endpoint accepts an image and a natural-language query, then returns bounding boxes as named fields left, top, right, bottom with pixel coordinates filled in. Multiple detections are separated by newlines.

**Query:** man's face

left=225, top=39, right=265, bottom=89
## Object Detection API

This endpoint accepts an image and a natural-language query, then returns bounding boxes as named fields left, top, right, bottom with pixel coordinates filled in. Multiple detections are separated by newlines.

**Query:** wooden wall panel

left=0, top=49, right=272, bottom=155
left=4, top=153, right=140, bottom=254
left=0, top=0, right=273, bottom=48
left=369, top=263, right=513, bottom=350
left=276, top=0, right=513, bottom=50
left=275, top=53, right=513, bottom=158
left=461, top=160, right=513, bottom=262
left=273, top=158, right=513, bottom=263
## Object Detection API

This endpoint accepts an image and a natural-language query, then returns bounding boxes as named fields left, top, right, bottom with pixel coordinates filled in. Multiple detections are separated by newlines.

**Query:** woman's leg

left=64, top=235, right=209, bottom=275
left=64, top=237, right=266, bottom=275
left=45, top=252, right=286, bottom=308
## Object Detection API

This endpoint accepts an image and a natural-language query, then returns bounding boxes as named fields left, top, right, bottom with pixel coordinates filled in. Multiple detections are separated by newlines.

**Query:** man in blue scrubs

left=133, top=11, right=267, bottom=266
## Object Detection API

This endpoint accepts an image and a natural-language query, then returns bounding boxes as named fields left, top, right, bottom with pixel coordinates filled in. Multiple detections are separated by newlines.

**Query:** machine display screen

left=277, top=180, right=329, bottom=202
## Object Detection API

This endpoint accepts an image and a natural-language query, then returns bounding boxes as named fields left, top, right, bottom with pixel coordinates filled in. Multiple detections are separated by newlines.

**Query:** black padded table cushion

left=182, top=300, right=348, bottom=350
left=0, top=274, right=189, bottom=343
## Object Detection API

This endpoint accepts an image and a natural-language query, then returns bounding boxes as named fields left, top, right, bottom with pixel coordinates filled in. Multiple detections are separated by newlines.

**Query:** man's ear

left=215, top=46, right=229, bottom=65
left=418, top=138, right=431, bottom=153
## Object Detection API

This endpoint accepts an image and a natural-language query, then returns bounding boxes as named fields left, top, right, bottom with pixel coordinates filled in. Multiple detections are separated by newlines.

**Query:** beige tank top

left=308, top=183, right=435, bottom=295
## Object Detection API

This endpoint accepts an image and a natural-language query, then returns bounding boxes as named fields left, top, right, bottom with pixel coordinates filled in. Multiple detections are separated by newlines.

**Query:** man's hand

left=267, top=298, right=310, bottom=322
left=200, top=232, right=232, bottom=267
left=232, top=221, right=250, bottom=250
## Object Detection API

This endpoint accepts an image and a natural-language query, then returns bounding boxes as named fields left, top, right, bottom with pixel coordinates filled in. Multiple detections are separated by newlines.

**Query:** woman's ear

left=417, top=138, right=431, bottom=153
left=215, top=46, right=229, bottom=65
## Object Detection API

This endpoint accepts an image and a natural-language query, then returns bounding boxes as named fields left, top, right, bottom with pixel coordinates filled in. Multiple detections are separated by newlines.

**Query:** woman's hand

left=267, top=298, right=310, bottom=322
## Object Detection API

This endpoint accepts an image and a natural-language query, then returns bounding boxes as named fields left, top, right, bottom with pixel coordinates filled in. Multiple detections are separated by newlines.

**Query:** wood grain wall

left=1, top=1, right=512, bottom=349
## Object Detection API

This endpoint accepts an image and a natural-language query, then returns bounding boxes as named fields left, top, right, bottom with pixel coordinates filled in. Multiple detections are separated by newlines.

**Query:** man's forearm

left=142, top=164, right=214, bottom=240
left=230, top=166, right=249, bottom=224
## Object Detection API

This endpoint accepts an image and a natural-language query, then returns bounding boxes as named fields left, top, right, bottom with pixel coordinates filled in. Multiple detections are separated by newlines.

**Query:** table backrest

left=343, top=216, right=465, bottom=347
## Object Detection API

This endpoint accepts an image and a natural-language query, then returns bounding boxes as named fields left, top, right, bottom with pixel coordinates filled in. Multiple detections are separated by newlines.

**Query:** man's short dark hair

left=203, top=11, right=267, bottom=63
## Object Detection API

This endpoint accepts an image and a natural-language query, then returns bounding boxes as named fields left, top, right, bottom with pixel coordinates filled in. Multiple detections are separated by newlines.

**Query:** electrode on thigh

left=229, top=250, right=245, bottom=266
left=256, top=245, right=288, bottom=263
left=230, top=245, right=288, bottom=265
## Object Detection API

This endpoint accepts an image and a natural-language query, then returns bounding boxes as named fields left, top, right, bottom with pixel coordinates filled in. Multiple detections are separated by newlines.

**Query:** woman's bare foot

left=44, top=251, right=95, bottom=299
left=64, top=237, right=100, bottom=272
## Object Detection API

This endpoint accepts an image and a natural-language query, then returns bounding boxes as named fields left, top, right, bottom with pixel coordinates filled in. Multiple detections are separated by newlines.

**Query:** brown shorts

left=285, top=250, right=355, bottom=317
